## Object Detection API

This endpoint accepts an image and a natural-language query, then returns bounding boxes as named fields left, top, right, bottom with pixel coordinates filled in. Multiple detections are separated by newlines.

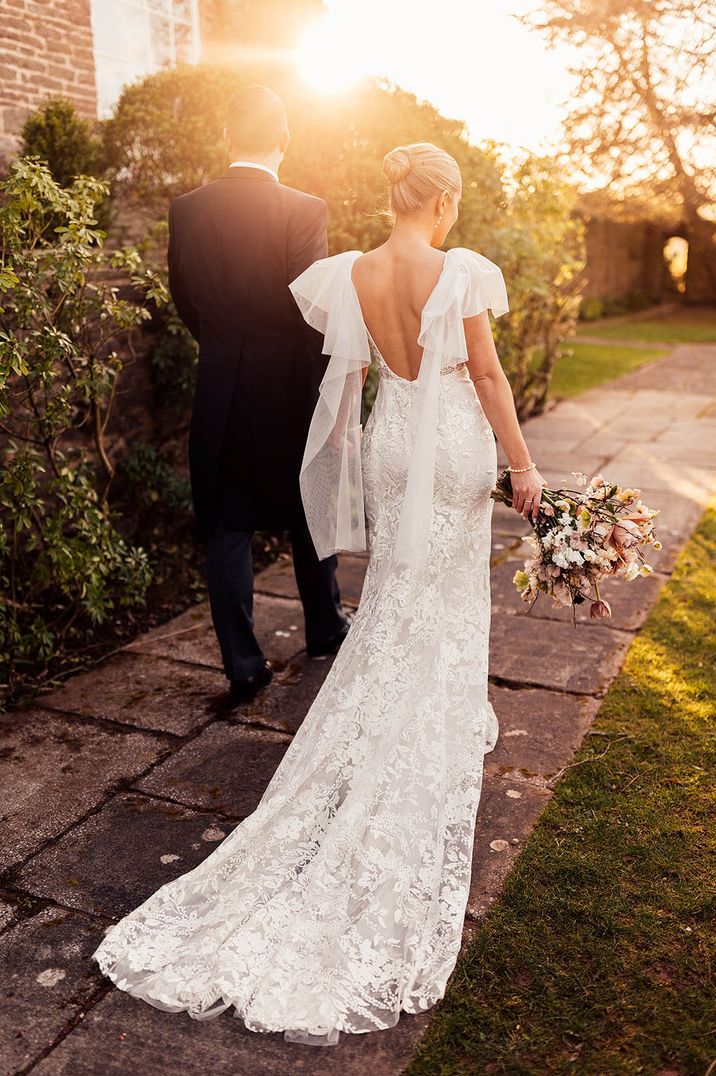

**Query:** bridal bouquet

left=491, top=470, right=662, bottom=623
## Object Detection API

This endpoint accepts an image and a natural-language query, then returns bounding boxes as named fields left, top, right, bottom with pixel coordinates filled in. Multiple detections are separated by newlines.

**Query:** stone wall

left=578, top=213, right=716, bottom=305
left=0, top=0, right=97, bottom=167
left=579, top=216, right=684, bottom=304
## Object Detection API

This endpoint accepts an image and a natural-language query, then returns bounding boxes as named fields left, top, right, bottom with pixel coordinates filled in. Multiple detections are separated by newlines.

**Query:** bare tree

left=519, top=0, right=716, bottom=293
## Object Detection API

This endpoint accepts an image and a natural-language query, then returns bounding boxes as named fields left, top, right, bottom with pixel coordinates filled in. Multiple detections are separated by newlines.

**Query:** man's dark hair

left=226, top=84, right=287, bottom=156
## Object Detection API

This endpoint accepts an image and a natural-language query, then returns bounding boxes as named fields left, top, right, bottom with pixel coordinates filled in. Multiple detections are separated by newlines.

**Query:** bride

left=93, top=142, right=546, bottom=1045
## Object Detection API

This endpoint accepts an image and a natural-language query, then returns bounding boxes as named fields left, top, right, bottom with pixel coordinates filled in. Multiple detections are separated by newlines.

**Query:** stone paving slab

left=0, top=709, right=163, bottom=872
left=490, top=502, right=532, bottom=539
left=0, top=906, right=106, bottom=1075
left=256, top=552, right=369, bottom=608
left=229, top=652, right=337, bottom=735
left=490, top=557, right=668, bottom=632
left=499, top=451, right=611, bottom=483
left=0, top=896, right=20, bottom=935
left=125, top=594, right=307, bottom=671
left=0, top=705, right=162, bottom=873
left=14, top=793, right=232, bottom=919
left=486, top=685, right=601, bottom=785
left=467, top=775, right=553, bottom=920
left=489, top=612, right=633, bottom=695
left=37, top=653, right=226, bottom=737
left=31, top=988, right=432, bottom=1076
left=135, top=722, right=292, bottom=819
left=612, top=344, right=716, bottom=396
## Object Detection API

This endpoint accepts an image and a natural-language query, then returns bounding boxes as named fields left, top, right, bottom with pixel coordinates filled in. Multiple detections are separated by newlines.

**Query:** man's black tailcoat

left=168, top=166, right=329, bottom=540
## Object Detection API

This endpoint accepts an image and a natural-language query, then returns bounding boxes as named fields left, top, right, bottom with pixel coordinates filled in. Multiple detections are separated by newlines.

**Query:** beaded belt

left=441, top=361, right=468, bottom=376
left=377, top=360, right=468, bottom=379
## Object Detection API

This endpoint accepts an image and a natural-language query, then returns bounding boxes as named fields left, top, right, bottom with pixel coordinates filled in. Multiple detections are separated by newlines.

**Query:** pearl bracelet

left=507, top=462, right=536, bottom=473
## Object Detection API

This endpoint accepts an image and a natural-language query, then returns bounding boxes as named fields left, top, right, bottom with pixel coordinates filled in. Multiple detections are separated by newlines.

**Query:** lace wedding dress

left=93, top=246, right=510, bottom=1045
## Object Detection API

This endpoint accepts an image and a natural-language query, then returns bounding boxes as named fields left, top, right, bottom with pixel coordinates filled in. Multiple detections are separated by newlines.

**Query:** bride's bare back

left=350, top=244, right=447, bottom=381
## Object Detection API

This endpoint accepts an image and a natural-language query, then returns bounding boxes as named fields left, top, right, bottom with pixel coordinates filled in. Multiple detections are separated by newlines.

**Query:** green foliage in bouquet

left=0, top=159, right=168, bottom=700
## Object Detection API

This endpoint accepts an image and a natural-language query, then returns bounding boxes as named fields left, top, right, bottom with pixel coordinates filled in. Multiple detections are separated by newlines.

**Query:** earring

left=434, top=214, right=443, bottom=229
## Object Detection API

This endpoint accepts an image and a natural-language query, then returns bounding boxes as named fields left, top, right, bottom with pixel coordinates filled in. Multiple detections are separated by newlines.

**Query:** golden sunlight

left=295, top=16, right=372, bottom=94
left=292, top=0, right=576, bottom=152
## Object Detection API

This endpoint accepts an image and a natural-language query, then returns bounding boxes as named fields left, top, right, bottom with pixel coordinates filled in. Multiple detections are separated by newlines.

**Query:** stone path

left=1, top=342, right=714, bottom=1076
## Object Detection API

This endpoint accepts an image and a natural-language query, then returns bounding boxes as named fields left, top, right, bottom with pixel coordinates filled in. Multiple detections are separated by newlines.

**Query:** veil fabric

left=289, top=246, right=509, bottom=568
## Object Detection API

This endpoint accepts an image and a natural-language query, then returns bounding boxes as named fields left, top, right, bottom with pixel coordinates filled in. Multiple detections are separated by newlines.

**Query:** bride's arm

left=464, top=312, right=546, bottom=521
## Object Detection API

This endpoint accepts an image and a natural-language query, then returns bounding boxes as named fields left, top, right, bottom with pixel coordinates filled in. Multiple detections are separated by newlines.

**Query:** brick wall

left=0, top=0, right=97, bottom=166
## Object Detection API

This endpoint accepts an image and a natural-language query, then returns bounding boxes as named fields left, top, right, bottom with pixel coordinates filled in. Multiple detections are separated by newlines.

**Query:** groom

left=168, top=84, right=350, bottom=703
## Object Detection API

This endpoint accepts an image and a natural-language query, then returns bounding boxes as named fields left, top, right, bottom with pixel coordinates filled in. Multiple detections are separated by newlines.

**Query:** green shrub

left=118, top=442, right=192, bottom=516
left=102, top=63, right=505, bottom=250
left=0, top=158, right=168, bottom=701
left=150, top=305, right=199, bottom=409
left=21, top=97, right=110, bottom=230
left=21, top=97, right=105, bottom=186
left=486, top=151, right=585, bottom=417
left=580, top=296, right=605, bottom=320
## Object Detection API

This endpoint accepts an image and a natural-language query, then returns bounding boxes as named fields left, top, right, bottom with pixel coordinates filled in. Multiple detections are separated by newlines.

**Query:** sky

left=294, top=0, right=578, bottom=155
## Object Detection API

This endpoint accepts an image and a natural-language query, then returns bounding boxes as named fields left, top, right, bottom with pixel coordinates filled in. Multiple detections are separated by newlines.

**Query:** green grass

left=575, top=308, right=716, bottom=343
left=406, top=503, right=716, bottom=1076
left=547, top=343, right=668, bottom=398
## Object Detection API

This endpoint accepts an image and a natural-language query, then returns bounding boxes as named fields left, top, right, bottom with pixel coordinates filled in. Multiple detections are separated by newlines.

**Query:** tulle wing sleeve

left=455, top=247, right=509, bottom=320
left=288, top=251, right=370, bottom=559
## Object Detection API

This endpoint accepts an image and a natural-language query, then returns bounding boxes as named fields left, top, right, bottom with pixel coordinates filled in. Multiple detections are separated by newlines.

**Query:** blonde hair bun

left=382, top=146, right=413, bottom=184
left=382, top=142, right=461, bottom=217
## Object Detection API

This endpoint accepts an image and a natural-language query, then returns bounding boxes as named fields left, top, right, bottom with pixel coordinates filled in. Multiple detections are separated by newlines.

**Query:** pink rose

left=590, top=599, right=612, bottom=619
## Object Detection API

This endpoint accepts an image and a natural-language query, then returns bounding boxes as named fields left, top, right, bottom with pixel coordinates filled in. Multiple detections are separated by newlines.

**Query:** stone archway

left=663, top=235, right=688, bottom=296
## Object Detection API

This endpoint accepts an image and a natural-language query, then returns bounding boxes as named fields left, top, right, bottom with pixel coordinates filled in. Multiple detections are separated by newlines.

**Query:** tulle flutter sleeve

left=289, top=250, right=370, bottom=559
left=457, top=247, right=510, bottom=320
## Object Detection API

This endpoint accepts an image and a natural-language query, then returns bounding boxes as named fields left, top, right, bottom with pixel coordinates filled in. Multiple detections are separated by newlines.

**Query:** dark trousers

left=205, top=502, right=348, bottom=681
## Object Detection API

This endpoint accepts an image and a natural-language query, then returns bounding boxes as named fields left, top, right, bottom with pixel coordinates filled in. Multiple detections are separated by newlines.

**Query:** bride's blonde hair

left=383, top=142, right=461, bottom=216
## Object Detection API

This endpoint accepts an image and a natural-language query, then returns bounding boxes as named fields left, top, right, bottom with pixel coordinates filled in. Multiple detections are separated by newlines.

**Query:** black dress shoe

left=230, top=660, right=273, bottom=703
left=306, top=622, right=351, bottom=658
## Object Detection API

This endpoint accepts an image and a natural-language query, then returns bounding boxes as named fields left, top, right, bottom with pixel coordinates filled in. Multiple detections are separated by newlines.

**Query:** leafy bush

left=118, top=442, right=192, bottom=516
left=21, top=97, right=110, bottom=231
left=580, top=297, right=605, bottom=320
left=21, top=97, right=105, bottom=186
left=102, top=63, right=505, bottom=251
left=482, top=152, right=585, bottom=417
left=0, top=158, right=168, bottom=700
left=149, top=305, right=199, bottom=410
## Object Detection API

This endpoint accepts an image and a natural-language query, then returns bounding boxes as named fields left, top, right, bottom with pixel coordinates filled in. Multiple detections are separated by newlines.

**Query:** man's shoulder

left=277, top=182, right=328, bottom=215
left=169, top=179, right=225, bottom=212
left=169, top=178, right=326, bottom=215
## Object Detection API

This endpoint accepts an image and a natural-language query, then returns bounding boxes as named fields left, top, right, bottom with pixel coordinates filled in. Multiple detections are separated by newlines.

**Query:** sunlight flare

left=295, top=17, right=372, bottom=94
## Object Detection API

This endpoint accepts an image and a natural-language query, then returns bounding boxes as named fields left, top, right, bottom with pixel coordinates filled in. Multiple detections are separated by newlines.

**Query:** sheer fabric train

left=93, top=247, right=510, bottom=1045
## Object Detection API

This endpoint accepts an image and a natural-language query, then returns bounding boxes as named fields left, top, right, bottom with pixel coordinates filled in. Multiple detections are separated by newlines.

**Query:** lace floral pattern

left=93, top=291, right=500, bottom=1048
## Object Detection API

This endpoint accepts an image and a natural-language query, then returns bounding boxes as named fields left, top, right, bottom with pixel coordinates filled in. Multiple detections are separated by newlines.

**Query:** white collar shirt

left=229, top=161, right=279, bottom=181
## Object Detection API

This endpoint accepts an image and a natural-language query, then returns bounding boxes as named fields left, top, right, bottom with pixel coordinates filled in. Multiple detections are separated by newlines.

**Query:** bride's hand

left=510, top=468, right=548, bottom=523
